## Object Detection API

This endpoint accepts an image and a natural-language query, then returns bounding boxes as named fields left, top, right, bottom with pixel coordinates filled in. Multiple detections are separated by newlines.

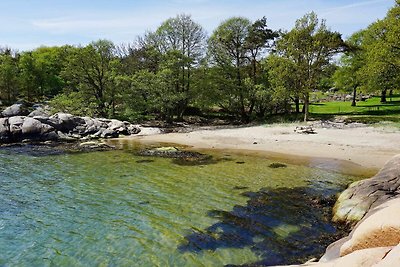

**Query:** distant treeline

left=0, top=1, right=399, bottom=122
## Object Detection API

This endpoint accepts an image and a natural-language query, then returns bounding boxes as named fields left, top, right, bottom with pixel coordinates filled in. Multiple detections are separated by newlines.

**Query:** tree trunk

left=303, top=93, right=309, bottom=122
left=381, top=89, right=387, bottom=103
left=294, top=97, right=300, bottom=113
left=351, top=86, right=357, bottom=107
left=176, top=101, right=186, bottom=122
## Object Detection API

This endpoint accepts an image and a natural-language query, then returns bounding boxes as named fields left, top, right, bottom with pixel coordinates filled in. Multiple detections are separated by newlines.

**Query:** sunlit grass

left=308, top=95, right=400, bottom=125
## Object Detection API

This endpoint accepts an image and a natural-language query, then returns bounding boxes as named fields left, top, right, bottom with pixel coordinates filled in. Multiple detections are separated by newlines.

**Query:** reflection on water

left=0, top=143, right=361, bottom=266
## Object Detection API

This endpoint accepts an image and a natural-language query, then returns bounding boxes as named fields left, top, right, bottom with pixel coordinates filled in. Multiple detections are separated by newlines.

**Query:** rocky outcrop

left=1, top=103, right=29, bottom=117
left=339, top=198, right=400, bottom=256
left=278, top=200, right=400, bottom=266
left=332, top=154, right=400, bottom=224
left=275, top=154, right=400, bottom=267
left=0, top=111, right=141, bottom=143
left=319, top=198, right=400, bottom=262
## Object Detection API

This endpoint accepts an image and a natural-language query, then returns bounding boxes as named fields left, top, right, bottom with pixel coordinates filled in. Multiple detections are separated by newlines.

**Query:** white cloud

left=321, top=0, right=391, bottom=15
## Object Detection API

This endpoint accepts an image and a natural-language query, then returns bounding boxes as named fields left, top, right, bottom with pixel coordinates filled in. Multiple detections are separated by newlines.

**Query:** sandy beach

left=124, top=122, right=400, bottom=175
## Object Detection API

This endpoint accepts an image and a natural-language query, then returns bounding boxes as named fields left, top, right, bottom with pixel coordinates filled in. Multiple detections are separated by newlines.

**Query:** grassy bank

left=309, top=95, right=400, bottom=124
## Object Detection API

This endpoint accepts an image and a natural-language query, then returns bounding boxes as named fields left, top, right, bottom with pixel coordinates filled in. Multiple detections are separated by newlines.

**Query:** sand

left=124, top=122, right=400, bottom=174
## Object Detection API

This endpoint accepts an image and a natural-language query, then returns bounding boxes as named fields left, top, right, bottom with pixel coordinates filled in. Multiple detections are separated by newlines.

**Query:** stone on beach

left=0, top=104, right=141, bottom=143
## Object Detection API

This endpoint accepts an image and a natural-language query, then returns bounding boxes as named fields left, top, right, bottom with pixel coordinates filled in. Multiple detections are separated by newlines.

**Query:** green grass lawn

left=309, top=95, right=400, bottom=124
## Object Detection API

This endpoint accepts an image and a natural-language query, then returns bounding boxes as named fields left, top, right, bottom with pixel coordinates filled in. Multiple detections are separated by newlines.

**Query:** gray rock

left=77, top=117, right=104, bottom=135
left=57, top=131, right=77, bottom=141
left=0, top=110, right=141, bottom=143
left=50, top=113, right=85, bottom=132
left=0, top=118, right=10, bottom=141
left=127, top=124, right=141, bottom=135
left=100, top=128, right=119, bottom=138
left=22, top=117, right=43, bottom=135
left=2, top=104, right=29, bottom=117
left=108, top=119, right=125, bottom=131
left=33, top=116, right=60, bottom=129
left=28, top=108, right=50, bottom=118
left=333, top=154, right=400, bottom=224
left=8, top=116, right=25, bottom=136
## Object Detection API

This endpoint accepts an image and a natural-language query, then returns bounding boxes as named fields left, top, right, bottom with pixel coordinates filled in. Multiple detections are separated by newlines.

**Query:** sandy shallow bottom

left=122, top=123, right=400, bottom=176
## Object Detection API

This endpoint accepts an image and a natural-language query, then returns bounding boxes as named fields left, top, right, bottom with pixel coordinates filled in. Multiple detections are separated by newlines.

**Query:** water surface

left=0, top=143, right=362, bottom=266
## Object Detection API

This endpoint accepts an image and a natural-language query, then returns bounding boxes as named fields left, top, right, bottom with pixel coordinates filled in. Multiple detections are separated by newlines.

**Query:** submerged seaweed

left=0, top=142, right=114, bottom=157
left=178, top=186, right=349, bottom=266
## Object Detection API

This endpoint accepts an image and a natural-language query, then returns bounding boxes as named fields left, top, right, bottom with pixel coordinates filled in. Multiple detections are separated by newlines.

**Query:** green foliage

left=49, top=91, right=98, bottom=117
left=0, top=6, right=399, bottom=124
left=208, top=16, right=277, bottom=121
left=274, top=12, right=347, bottom=121
left=359, top=2, right=400, bottom=103
left=0, top=50, right=19, bottom=103
left=139, top=14, right=207, bottom=120
left=18, top=46, right=66, bottom=101
left=61, top=40, right=118, bottom=117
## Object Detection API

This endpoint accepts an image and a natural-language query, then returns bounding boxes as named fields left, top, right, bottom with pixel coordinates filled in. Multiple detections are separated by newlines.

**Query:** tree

left=245, top=17, right=279, bottom=118
left=275, top=12, right=347, bottom=121
left=265, top=55, right=300, bottom=113
left=19, top=46, right=66, bottom=101
left=245, top=17, right=279, bottom=83
left=142, top=14, right=206, bottom=120
left=0, top=49, right=19, bottom=103
left=333, top=31, right=365, bottom=106
left=208, top=16, right=277, bottom=121
left=61, top=40, right=118, bottom=117
left=361, top=1, right=400, bottom=103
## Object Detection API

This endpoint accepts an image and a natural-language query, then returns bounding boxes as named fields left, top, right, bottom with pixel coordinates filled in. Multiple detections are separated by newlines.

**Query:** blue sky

left=0, top=0, right=394, bottom=51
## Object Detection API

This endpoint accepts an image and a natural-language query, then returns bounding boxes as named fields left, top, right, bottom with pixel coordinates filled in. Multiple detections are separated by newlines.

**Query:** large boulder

left=93, top=128, right=119, bottom=138
left=79, top=117, right=107, bottom=135
left=21, top=117, right=56, bottom=140
left=333, top=155, right=400, bottom=224
left=107, top=119, right=140, bottom=135
left=28, top=108, right=50, bottom=118
left=0, top=118, right=10, bottom=142
left=8, top=116, right=25, bottom=137
left=127, top=124, right=141, bottom=135
left=22, top=117, right=43, bottom=135
left=376, top=243, right=400, bottom=266
left=339, top=198, right=400, bottom=256
left=108, top=119, right=125, bottom=131
left=0, top=109, right=141, bottom=143
left=1, top=103, right=29, bottom=117
left=283, top=246, right=394, bottom=267
left=49, top=113, right=85, bottom=132
left=323, top=246, right=393, bottom=267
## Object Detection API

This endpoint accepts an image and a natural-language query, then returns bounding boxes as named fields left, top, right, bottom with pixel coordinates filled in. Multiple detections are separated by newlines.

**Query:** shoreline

left=121, top=122, right=400, bottom=266
left=120, top=123, right=400, bottom=176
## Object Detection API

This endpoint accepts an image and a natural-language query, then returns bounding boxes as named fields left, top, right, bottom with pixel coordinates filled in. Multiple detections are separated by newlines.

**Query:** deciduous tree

left=275, top=12, right=347, bottom=121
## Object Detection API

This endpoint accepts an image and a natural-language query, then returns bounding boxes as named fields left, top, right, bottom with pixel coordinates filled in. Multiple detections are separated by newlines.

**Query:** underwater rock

left=140, top=147, right=194, bottom=158
left=138, top=147, right=217, bottom=166
left=269, top=163, right=287, bottom=169
left=0, top=141, right=116, bottom=156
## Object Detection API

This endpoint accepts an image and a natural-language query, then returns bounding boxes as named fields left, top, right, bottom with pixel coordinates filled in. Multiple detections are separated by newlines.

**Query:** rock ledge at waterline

left=277, top=154, right=400, bottom=267
left=0, top=104, right=141, bottom=143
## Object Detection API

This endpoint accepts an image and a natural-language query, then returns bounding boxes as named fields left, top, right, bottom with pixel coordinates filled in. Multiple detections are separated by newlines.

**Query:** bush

left=49, top=91, right=98, bottom=117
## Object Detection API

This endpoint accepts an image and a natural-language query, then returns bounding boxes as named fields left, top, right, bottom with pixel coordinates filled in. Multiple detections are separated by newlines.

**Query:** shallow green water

left=0, top=143, right=361, bottom=266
